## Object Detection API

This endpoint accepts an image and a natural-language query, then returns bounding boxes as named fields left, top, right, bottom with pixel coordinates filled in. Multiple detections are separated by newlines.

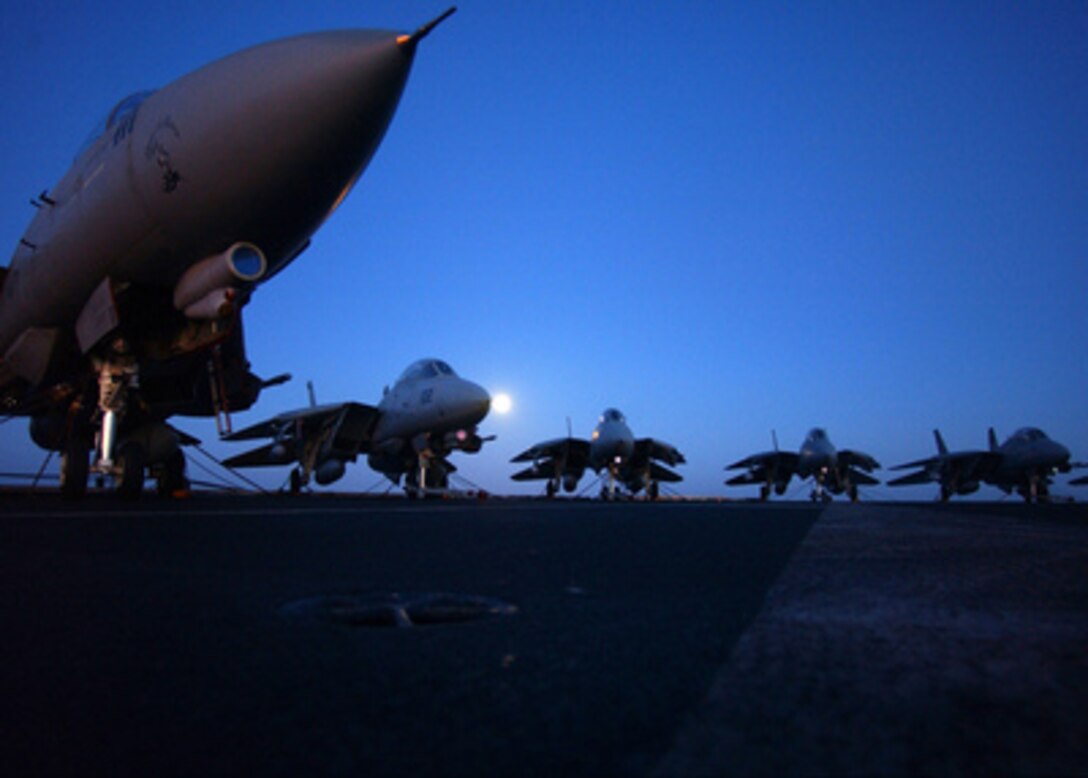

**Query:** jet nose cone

left=453, top=380, right=491, bottom=425
left=150, top=28, right=426, bottom=271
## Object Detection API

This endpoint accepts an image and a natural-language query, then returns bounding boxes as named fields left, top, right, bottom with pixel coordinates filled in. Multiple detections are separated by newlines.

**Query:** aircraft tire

left=60, top=438, right=90, bottom=501
left=116, top=442, right=146, bottom=500
left=759, top=484, right=770, bottom=501
left=648, top=481, right=659, bottom=501
left=546, top=480, right=557, bottom=498
left=157, top=450, right=188, bottom=497
left=290, top=468, right=302, bottom=494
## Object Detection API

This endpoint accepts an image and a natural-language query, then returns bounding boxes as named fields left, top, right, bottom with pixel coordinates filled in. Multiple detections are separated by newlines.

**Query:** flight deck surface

left=1, top=495, right=1085, bottom=776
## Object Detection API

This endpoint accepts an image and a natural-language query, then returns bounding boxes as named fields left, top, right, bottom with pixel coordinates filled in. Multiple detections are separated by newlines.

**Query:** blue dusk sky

left=1, top=2, right=1086, bottom=499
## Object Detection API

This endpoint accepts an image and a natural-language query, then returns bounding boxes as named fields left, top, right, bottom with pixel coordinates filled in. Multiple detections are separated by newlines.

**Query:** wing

left=224, top=404, right=369, bottom=441
left=510, top=437, right=590, bottom=466
left=222, top=402, right=380, bottom=469
left=725, top=450, right=800, bottom=473
left=632, top=438, right=685, bottom=467
left=838, top=449, right=880, bottom=471
left=890, top=456, right=938, bottom=471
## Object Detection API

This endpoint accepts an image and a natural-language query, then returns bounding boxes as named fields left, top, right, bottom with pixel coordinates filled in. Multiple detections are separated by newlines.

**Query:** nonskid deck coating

left=1, top=495, right=1085, bottom=775
left=657, top=502, right=1088, bottom=776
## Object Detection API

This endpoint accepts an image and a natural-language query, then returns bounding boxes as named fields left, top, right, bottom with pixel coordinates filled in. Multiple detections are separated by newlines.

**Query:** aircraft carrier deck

left=1, top=494, right=1085, bottom=776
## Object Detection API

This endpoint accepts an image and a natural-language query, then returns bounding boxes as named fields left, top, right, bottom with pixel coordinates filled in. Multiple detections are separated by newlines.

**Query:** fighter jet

left=725, top=428, right=880, bottom=502
left=887, top=429, right=1002, bottom=501
left=511, top=408, right=684, bottom=499
left=0, top=10, right=454, bottom=499
left=982, top=427, right=1071, bottom=502
left=222, top=359, right=491, bottom=496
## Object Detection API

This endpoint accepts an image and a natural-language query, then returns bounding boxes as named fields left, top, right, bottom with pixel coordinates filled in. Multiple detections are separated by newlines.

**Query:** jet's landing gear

left=810, top=483, right=832, bottom=503
left=155, top=449, right=188, bottom=497
left=759, top=484, right=771, bottom=502
left=91, top=341, right=145, bottom=500
left=60, top=435, right=91, bottom=500
left=289, top=467, right=304, bottom=494
left=546, top=479, right=558, bottom=498
left=405, top=453, right=449, bottom=499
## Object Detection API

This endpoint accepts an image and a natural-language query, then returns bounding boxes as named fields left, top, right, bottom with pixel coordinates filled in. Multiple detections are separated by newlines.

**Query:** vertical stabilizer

left=988, top=427, right=999, bottom=452
left=771, top=429, right=779, bottom=452
left=307, top=381, right=316, bottom=408
left=933, top=429, right=948, bottom=456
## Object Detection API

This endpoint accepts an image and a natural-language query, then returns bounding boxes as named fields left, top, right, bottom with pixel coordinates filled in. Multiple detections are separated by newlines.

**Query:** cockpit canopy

left=76, top=90, right=155, bottom=160
left=809, top=427, right=828, bottom=440
left=600, top=408, right=626, bottom=424
left=396, top=358, right=456, bottom=385
left=1010, top=427, right=1048, bottom=442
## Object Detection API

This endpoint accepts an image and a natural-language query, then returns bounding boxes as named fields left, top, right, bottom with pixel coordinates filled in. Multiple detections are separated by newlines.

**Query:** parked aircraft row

left=0, top=13, right=1080, bottom=503
left=723, top=427, right=1073, bottom=504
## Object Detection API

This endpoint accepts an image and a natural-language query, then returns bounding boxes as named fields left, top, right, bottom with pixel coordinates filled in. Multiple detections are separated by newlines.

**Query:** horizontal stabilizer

left=846, top=467, right=880, bottom=486
left=725, top=469, right=766, bottom=486
left=511, top=462, right=552, bottom=481
left=649, top=462, right=683, bottom=483
left=636, top=438, right=685, bottom=466
left=222, top=441, right=296, bottom=468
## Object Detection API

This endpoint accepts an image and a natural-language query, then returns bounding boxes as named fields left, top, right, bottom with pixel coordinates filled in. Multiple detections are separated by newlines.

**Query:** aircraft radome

left=511, top=408, right=685, bottom=500
left=725, top=428, right=880, bottom=502
left=0, top=9, right=456, bottom=499
left=222, top=359, right=491, bottom=497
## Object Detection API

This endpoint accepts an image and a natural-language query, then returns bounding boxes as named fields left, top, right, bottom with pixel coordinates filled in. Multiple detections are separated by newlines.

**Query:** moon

left=492, top=393, right=512, bottom=414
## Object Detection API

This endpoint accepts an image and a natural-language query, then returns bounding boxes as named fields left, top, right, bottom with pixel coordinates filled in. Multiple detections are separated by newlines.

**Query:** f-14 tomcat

left=889, top=426, right=1071, bottom=502
left=511, top=408, right=685, bottom=499
left=725, top=428, right=880, bottom=502
left=222, top=359, right=491, bottom=496
left=0, top=10, right=455, bottom=498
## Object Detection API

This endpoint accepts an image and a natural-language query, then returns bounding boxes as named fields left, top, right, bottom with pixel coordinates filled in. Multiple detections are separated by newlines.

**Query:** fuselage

left=1, top=29, right=417, bottom=356
left=798, top=427, right=837, bottom=479
left=371, top=359, right=491, bottom=454
left=589, top=408, right=635, bottom=472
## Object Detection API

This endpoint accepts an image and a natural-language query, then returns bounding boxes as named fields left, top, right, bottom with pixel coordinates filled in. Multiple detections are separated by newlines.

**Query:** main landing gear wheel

left=116, top=441, right=146, bottom=501
left=60, top=438, right=90, bottom=501
left=546, top=480, right=557, bottom=498
left=156, top=449, right=188, bottom=497
left=648, top=481, right=659, bottom=501
left=290, top=468, right=302, bottom=494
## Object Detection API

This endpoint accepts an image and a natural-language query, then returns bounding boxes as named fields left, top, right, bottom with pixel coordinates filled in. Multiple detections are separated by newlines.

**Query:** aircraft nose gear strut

left=93, top=343, right=136, bottom=472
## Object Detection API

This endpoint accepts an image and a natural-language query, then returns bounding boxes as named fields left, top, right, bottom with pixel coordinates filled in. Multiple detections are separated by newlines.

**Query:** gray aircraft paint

left=726, top=428, right=880, bottom=502
left=223, top=358, right=490, bottom=494
left=0, top=11, right=454, bottom=498
left=511, top=408, right=684, bottom=499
